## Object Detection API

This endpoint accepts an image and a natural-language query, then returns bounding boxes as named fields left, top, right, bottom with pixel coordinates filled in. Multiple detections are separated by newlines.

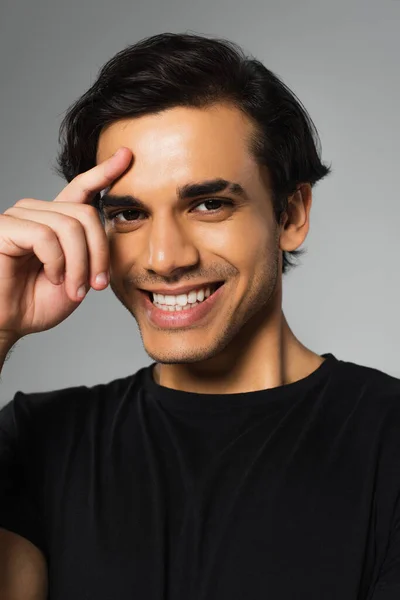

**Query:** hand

left=0, top=147, right=132, bottom=345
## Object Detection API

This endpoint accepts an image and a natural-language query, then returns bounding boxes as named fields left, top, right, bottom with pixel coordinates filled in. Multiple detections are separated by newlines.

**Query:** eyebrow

left=97, top=178, right=247, bottom=211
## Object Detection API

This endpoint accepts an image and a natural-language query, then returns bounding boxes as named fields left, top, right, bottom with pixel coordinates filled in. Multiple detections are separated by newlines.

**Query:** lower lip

left=140, top=284, right=225, bottom=329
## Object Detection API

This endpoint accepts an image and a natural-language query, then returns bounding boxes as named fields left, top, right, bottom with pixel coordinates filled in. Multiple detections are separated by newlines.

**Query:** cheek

left=217, top=216, right=275, bottom=267
left=107, top=235, right=129, bottom=271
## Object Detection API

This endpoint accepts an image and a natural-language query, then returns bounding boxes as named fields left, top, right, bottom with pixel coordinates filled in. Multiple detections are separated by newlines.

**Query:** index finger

left=54, top=147, right=133, bottom=204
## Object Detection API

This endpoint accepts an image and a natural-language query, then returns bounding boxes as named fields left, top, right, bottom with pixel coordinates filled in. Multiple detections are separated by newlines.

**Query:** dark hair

left=54, top=32, right=331, bottom=274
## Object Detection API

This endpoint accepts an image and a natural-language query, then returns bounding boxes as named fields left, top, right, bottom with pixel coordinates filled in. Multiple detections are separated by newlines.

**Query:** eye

left=105, top=209, right=144, bottom=224
left=193, top=199, right=232, bottom=213
left=104, top=198, right=233, bottom=226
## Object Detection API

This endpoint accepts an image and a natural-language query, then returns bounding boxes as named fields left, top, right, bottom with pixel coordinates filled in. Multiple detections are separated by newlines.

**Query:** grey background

left=0, top=0, right=399, bottom=403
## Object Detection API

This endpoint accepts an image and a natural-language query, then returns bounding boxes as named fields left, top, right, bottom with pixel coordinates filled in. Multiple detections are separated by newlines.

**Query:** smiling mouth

left=142, top=281, right=224, bottom=303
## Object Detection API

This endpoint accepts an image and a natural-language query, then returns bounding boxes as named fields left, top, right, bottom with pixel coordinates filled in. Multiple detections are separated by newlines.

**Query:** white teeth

left=153, top=285, right=216, bottom=308
left=154, top=301, right=201, bottom=311
left=176, top=294, right=188, bottom=307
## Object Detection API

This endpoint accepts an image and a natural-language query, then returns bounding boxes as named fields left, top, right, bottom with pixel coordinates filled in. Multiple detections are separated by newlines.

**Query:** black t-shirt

left=1, top=352, right=400, bottom=599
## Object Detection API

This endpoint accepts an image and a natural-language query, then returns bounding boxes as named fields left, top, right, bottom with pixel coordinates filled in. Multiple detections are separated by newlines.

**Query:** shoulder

left=329, top=355, right=400, bottom=436
left=334, top=356, right=400, bottom=404
left=0, top=364, right=150, bottom=441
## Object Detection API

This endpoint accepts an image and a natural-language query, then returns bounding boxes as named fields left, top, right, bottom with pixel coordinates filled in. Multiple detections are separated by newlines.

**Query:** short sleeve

left=0, top=397, right=47, bottom=557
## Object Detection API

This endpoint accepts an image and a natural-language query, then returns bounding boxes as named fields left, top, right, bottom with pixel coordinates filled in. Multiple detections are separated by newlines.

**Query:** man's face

left=96, top=103, right=281, bottom=365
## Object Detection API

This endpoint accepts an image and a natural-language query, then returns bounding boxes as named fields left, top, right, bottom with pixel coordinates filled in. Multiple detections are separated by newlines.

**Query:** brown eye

left=192, top=199, right=233, bottom=212
left=105, top=209, right=144, bottom=224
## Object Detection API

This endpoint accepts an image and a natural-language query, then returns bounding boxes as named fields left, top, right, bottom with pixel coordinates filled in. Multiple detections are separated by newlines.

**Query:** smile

left=140, top=282, right=226, bottom=329
left=149, top=282, right=224, bottom=311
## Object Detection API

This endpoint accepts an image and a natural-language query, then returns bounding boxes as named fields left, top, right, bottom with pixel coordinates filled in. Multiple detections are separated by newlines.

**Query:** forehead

left=96, top=103, right=259, bottom=181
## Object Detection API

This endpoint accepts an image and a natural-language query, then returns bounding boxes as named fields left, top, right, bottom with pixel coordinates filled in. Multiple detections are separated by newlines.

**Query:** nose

left=144, top=212, right=200, bottom=278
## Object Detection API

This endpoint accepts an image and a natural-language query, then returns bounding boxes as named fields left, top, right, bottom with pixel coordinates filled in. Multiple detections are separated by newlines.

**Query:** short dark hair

left=54, top=32, right=331, bottom=274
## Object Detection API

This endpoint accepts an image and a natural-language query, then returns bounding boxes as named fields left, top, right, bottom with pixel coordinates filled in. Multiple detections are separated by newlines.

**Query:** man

left=0, top=32, right=399, bottom=599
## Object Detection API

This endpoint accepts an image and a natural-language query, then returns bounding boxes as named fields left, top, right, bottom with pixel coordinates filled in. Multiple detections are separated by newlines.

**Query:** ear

left=279, top=183, right=312, bottom=252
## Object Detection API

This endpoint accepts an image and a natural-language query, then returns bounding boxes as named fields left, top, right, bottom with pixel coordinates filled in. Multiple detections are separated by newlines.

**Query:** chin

left=143, top=340, right=226, bottom=365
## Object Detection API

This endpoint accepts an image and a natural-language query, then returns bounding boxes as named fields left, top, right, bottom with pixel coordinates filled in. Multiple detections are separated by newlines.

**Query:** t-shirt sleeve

left=0, top=396, right=47, bottom=557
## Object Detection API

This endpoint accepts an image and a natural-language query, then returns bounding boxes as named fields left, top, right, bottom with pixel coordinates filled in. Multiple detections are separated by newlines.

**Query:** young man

left=0, top=32, right=399, bottom=599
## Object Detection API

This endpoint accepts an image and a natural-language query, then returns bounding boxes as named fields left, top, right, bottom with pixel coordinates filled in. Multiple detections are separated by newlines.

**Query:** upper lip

left=140, top=281, right=224, bottom=296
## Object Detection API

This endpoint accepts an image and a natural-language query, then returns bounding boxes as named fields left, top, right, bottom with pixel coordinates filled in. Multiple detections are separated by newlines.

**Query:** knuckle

left=14, top=198, right=34, bottom=207
left=52, top=247, right=65, bottom=264
left=63, top=216, right=83, bottom=235
left=78, top=203, right=98, bottom=218
left=14, top=199, right=26, bottom=208
left=2, top=206, right=15, bottom=216
left=37, top=223, right=56, bottom=242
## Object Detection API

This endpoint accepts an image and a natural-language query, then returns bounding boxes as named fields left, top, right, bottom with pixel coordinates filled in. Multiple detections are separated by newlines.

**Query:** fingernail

left=113, top=148, right=124, bottom=157
left=77, top=285, right=87, bottom=299
left=95, top=272, right=108, bottom=286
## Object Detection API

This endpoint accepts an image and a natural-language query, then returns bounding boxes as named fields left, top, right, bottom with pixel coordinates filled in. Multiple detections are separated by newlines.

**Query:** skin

left=96, top=102, right=324, bottom=394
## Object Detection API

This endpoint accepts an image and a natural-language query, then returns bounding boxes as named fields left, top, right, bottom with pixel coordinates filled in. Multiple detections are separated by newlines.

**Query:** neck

left=153, top=282, right=324, bottom=394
